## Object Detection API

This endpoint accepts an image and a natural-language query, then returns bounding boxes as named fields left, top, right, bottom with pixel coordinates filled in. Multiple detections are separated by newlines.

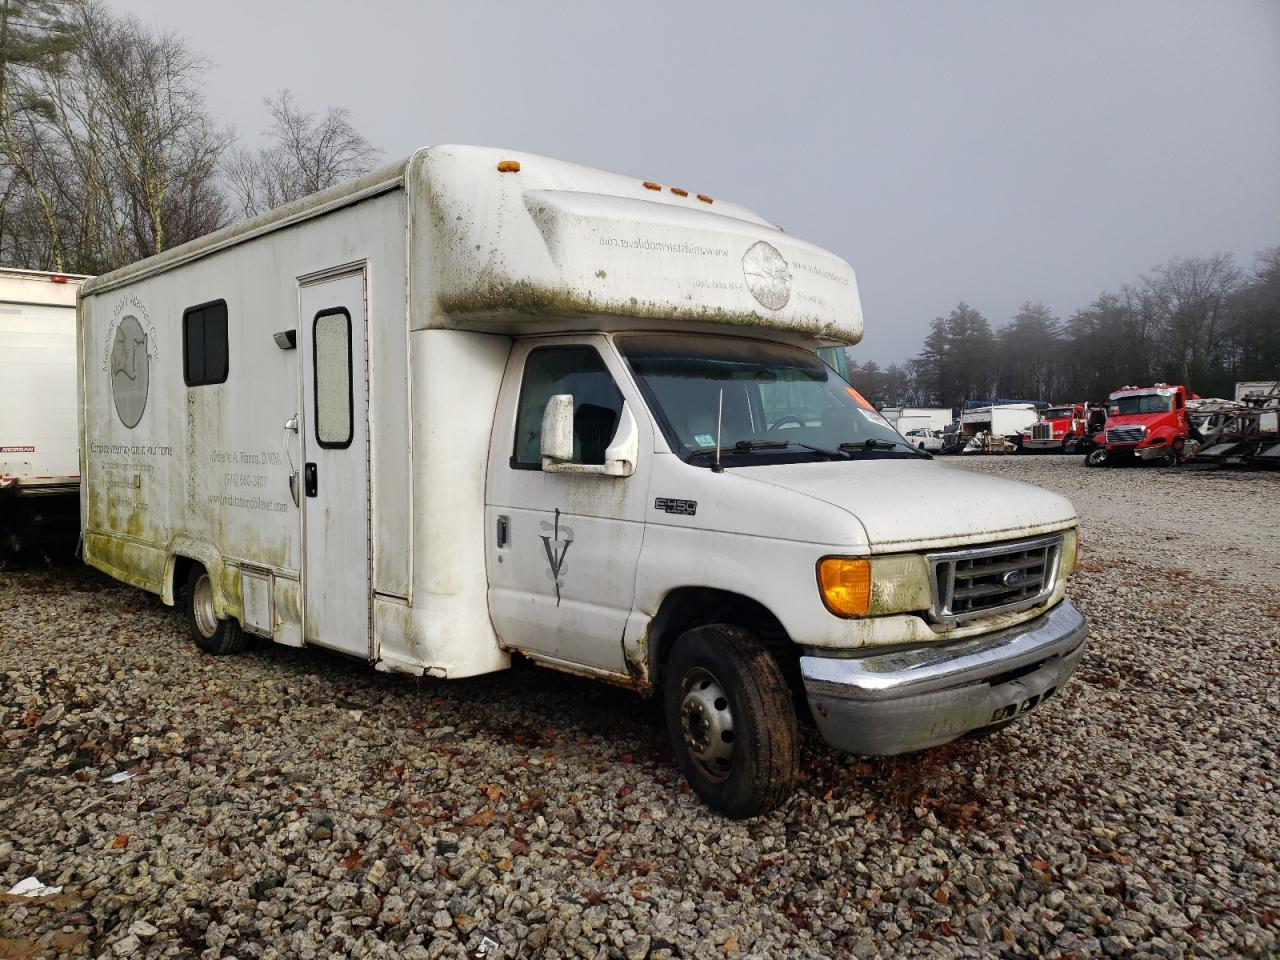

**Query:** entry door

left=485, top=338, right=650, bottom=675
left=298, top=271, right=370, bottom=656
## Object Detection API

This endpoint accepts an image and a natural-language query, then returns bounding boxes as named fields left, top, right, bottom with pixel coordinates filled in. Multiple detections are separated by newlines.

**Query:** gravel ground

left=2, top=457, right=1277, bottom=959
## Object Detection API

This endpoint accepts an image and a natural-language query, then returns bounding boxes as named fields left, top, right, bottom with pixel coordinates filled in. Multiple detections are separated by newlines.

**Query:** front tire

left=185, top=565, right=248, bottom=655
left=664, top=624, right=798, bottom=819
left=1085, top=447, right=1109, bottom=468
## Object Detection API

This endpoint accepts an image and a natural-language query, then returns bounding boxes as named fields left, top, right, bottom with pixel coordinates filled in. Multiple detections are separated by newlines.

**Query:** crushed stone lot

left=2, top=457, right=1277, bottom=959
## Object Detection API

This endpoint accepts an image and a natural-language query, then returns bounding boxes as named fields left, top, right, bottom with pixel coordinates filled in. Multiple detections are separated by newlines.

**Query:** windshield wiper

left=837, top=438, right=928, bottom=457
left=688, top=439, right=790, bottom=462
left=691, top=437, right=924, bottom=470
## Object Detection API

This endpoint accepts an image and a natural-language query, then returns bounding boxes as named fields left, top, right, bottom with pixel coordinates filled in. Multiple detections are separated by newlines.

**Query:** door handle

left=284, top=415, right=300, bottom=507
left=304, top=462, right=317, bottom=497
left=496, top=515, right=510, bottom=548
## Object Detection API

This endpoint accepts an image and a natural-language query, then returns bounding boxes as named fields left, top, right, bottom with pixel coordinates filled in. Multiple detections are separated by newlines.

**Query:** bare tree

left=0, top=1, right=229, bottom=272
left=0, top=0, right=80, bottom=269
left=224, top=90, right=380, bottom=219
left=1142, top=253, right=1242, bottom=389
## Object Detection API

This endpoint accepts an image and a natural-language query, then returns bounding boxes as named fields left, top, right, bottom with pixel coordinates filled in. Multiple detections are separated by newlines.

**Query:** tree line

left=0, top=0, right=379, bottom=275
left=849, top=248, right=1280, bottom=410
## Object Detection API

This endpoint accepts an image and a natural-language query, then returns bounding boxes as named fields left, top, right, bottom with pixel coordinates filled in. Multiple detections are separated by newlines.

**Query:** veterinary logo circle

left=110, top=315, right=150, bottom=428
left=742, top=240, right=792, bottom=310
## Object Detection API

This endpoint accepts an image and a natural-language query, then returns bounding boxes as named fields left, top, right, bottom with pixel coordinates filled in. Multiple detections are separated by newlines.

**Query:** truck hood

left=1107, top=412, right=1169, bottom=428
left=734, top=459, right=1078, bottom=552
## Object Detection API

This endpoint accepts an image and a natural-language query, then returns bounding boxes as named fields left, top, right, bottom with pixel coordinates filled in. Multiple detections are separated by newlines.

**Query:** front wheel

left=185, top=565, right=248, bottom=655
left=1085, top=447, right=1109, bottom=468
left=664, top=624, right=798, bottom=819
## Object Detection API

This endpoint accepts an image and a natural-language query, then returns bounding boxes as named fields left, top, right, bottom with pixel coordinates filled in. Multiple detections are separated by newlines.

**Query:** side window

left=313, top=309, right=353, bottom=448
left=512, top=346, right=624, bottom=469
left=182, top=300, right=229, bottom=386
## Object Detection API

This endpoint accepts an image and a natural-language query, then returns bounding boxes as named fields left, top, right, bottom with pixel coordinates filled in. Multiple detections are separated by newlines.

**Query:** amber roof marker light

left=497, top=160, right=521, bottom=173
left=670, top=187, right=689, bottom=197
left=642, top=180, right=662, bottom=191
left=696, top=194, right=714, bottom=204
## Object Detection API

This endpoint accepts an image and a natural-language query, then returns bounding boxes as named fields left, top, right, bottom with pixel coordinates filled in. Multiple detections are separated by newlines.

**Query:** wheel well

left=170, top=555, right=199, bottom=604
left=648, top=588, right=798, bottom=691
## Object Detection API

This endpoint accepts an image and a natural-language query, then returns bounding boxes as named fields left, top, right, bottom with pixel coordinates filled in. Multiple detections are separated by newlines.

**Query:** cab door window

left=512, top=346, right=624, bottom=469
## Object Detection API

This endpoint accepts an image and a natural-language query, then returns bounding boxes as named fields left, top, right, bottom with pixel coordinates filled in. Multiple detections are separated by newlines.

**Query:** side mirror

left=540, top=397, right=639, bottom=478
left=601, top=404, right=638, bottom=477
left=540, top=394, right=575, bottom=465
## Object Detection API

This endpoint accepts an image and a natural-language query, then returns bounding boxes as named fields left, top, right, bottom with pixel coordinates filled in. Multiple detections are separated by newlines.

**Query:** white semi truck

left=0, top=268, right=90, bottom=562
left=78, top=145, right=1086, bottom=817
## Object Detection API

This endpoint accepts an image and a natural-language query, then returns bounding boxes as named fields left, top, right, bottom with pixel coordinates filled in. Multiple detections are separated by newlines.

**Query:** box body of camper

left=79, top=146, right=1086, bottom=816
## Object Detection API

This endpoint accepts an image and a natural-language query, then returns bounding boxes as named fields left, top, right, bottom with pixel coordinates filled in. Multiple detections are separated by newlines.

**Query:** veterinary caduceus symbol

left=539, top=508, right=574, bottom=606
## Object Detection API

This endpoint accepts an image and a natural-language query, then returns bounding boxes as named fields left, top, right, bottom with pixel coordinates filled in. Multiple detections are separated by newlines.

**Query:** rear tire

left=184, top=565, right=248, bottom=655
left=664, top=624, right=798, bottom=819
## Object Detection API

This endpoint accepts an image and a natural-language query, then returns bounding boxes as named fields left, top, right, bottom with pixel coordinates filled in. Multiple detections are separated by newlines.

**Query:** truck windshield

left=1112, top=394, right=1172, bottom=415
left=1043, top=407, right=1074, bottom=419
left=618, top=335, right=915, bottom=466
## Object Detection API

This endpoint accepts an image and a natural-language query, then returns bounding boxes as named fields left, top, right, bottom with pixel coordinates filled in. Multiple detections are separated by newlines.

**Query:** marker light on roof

left=642, top=181, right=661, bottom=191
left=50, top=275, right=67, bottom=283
left=697, top=194, right=713, bottom=204
left=496, top=160, right=521, bottom=173
left=670, top=187, right=688, bottom=197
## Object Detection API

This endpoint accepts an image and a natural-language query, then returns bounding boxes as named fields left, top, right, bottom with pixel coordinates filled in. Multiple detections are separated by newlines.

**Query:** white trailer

left=889, top=407, right=953, bottom=434
left=0, top=268, right=90, bottom=560
left=960, top=403, right=1039, bottom=440
left=80, top=145, right=1086, bottom=817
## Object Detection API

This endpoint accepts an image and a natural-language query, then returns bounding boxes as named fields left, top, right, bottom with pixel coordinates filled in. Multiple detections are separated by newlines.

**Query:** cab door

left=485, top=337, right=651, bottom=676
left=298, top=269, right=371, bottom=657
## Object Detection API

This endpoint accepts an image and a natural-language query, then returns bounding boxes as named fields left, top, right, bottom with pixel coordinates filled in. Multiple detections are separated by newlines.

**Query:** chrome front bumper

left=801, top=600, right=1087, bottom=756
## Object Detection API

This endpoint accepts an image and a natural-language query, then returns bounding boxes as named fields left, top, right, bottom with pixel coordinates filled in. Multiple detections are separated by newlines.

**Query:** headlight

left=1059, top=528, right=1079, bottom=578
left=817, top=554, right=933, bottom=618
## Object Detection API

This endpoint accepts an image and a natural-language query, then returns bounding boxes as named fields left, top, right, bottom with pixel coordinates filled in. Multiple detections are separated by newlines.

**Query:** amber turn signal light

left=817, top=558, right=872, bottom=618
left=497, top=160, right=521, bottom=173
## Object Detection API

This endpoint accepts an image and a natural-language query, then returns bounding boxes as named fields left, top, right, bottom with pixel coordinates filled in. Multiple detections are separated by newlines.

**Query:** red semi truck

left=1020, top=403, right=1088, bottom=452
left=1096, top=384, right=1193, bottom=466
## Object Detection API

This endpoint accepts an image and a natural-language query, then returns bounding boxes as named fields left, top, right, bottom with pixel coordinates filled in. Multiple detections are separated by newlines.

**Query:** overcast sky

left=114, top=0, right=1280, bottom=365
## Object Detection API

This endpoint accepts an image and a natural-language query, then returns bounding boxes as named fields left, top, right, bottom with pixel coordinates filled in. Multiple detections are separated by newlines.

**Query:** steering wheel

left=769, top=415, right=806, bottom=431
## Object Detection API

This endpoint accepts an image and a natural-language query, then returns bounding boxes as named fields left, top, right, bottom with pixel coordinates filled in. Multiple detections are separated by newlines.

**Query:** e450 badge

left=654, top=498, right=696, bottom=516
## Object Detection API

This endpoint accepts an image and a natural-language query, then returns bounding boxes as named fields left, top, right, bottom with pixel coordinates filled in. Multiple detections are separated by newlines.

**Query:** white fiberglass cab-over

left=78, top=145, right=1086, bottom=817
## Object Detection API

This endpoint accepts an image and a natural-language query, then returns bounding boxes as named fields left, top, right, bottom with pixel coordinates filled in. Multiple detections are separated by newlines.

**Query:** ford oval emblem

left=1002, top=570, right=1025, bottom=587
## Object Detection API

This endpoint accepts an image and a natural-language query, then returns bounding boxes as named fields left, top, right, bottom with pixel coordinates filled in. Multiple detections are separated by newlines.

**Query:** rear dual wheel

left=184, top=565, right=248, bottom=655
left=664, top=624, right=798, bottom=819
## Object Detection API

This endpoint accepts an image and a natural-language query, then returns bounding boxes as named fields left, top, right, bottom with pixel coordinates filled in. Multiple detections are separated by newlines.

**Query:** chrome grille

left=1107, top=425, right=1144, bottom=445
left=928, top=534, right=1062, bottom=625
left=1032, top=422, right=1051, bottom=440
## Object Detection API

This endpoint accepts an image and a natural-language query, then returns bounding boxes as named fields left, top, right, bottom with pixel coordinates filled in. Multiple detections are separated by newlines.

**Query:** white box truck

left=884, top=407, right=953, bottom=434
left=961, top=403, right=1040, bottom=446
left=1, top=268, right=90, bottom=562
left=78, top=145, right=1086, bottom=817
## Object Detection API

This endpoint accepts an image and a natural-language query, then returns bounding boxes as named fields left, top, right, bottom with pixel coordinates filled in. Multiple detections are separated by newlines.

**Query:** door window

left=313, top=309, right=353, bottom=448
left=512, top=346, right=624, bottom=469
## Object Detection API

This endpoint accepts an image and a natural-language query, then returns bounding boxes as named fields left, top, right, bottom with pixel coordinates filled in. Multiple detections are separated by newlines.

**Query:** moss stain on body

left=436, top=279, right=846, bottom=340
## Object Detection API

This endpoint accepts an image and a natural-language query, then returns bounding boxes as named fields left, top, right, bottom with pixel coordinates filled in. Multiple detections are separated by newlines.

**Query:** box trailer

left=0, top=268, right=90, bottom=562
left=960, top=404, right=1039, bottom=440
left=79, top=145, right=1086, bottom=816
left=889, top=407, right=953, bottom=434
